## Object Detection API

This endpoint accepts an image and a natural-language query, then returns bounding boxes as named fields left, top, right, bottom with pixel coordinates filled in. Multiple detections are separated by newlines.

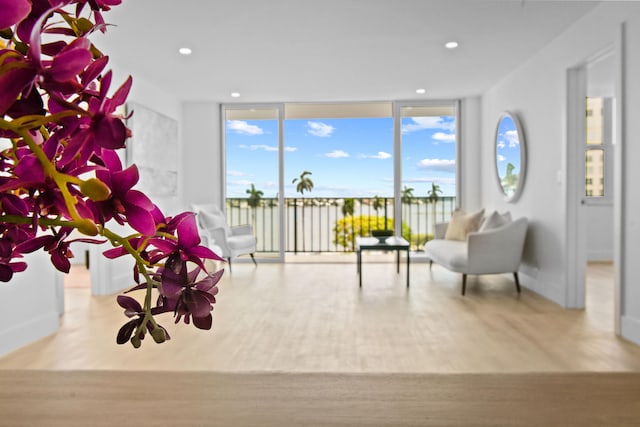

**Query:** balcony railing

left=225, top=196, right=456, bottom=253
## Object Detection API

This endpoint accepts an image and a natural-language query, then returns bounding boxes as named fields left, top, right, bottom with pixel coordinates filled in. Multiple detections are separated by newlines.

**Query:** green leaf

left=76, top=18, right=94, bottom=34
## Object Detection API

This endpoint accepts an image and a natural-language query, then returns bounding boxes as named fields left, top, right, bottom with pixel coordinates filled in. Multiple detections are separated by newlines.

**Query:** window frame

left=583, top=97, right=614, bottom=205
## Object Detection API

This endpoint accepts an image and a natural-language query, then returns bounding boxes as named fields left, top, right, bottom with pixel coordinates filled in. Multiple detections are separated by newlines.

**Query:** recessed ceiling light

left=416, top=88, right=426, bottom=94
left=445, top=41, right=459, bottom=49
left=231, top=92, right=241, bottom=98
left=178, top=47, right=192, bottom=55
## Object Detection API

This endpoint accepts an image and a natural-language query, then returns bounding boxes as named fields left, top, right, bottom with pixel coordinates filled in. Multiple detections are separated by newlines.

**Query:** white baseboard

left=621, top=315, right=640, bottom=346
left=520, top=272, right=566, bottom=307
left=0, top=311, right=59, bottom=357
left=587, top=251, right=613, bottom=262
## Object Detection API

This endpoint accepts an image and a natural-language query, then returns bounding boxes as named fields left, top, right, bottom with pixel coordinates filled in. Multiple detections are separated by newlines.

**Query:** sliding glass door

left=394, top=101, right=459, bottom=248
left=222, top=105, right=284, bottom=261
left=283, top=103, right=393, bottom=252
left=223, top=101, right=459, bottom=257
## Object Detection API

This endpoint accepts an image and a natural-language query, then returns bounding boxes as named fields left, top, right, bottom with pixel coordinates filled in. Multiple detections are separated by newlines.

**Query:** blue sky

left=495, top=115, right=521, bottom=180
left=225, top=115, right=456, bottom=198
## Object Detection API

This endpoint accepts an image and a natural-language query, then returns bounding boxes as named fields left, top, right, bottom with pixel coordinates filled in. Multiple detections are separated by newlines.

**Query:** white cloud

left=497, top=141, right=506, bottom=149
left=227, top=120, right=264, bottom=135
left=505, top=130, right=519, bottom=147
left=432, top=132, right=456, bottom=143
left=229, top=179, right=253, bottom=186
left=238, top=144, right=276, bottom=152
left=497, top=154, right=507, bottom=162
left=324, top=150, right=350, bottom=158
left=307, top=121, right=335, bottom=137
left=239, top=144, right=297, bottom=152
left=371, top=151, right=392, bottom=160
left=401, top=117, right=454, bottom=133
left=227, top=170, right=245, bottom=177
left=359, top=151, right=392, bottom=160
left=417, top=158, right=456, bottom=172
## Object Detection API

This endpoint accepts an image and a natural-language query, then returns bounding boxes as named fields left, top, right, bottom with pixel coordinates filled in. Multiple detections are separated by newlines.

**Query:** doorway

left=585, top=55, right=616, bottom=331
left=567, top=47, right=620, bottom=333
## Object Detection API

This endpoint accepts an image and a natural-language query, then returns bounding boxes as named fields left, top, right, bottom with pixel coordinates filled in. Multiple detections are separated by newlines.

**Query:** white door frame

left=566, top=34, right=624, bottom=332
left=612, top=23, right=627, bottom=335
left=566, top=66, right=587, bottom=309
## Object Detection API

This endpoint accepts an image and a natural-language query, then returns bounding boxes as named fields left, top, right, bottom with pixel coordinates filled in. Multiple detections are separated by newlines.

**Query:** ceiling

left=96, top=0, right=600, bottom=104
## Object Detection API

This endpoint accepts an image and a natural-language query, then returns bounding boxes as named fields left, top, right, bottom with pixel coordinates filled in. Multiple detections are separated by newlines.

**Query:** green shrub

left=411, top=233, right=434, bottom=251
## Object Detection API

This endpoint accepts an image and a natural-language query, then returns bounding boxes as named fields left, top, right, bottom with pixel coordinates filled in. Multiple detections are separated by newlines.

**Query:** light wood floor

left=2, top=370, right=640, bottom=427
left=1, top=259, right=639, bottom=373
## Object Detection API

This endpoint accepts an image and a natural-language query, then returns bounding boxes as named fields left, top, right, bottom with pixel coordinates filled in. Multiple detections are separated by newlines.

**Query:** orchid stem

left=100, top=227, right=157, bottom=313
left=0, top=117, right=89, bottom=232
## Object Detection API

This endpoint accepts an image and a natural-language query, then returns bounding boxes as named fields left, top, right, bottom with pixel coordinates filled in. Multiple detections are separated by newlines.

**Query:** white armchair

left=424, top=211, right=528, bottom=295
left=191, top=204, right=257, bottom=272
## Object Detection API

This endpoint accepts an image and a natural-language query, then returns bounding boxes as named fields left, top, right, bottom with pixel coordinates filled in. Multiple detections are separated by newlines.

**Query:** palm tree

left=372, top=195, right=389, bottom=228
left=502, top=162, right=518, bottom=195
left=372, top=195, right=383, bottom=212
left=426, top=182, right=443, bottom=237
left=245, top=183, right=263, bottom=229
left=291, top=171, right=314, bottom=252
left=401, top=186, right=414, bottom=204
left=292, top=170, right=314, bottom=194
left=401, top=186, right=415, bottom=243
left=342, top=198, right=357, bottom=250
left=342, top=198, right=355, bottom=217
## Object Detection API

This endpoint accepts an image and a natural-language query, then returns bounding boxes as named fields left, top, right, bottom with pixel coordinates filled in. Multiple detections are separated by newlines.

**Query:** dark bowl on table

left=371, top=229, right=393, bottom=243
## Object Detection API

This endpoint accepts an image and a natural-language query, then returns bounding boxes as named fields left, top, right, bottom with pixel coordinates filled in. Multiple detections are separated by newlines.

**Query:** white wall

left=111, top=61, right=183, bottom=216
left=89, top=227, right=138, bottom=296
left=181, top=102, right=226, bottom=209
left=483, top=62, right=570, bottom=303
left=0, top=252, right=62, bottom=356
left=459, top=96, right=482, bottom=211
left=481, top=3, right=640, bottom=343
left=586, top=205, right=613, bottom=261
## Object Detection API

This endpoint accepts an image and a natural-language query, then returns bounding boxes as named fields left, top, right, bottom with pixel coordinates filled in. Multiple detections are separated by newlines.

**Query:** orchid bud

left=130, top=336, right=141, bottom=348
left=150, top=326, right=167, bottom=344
left=80, top=178, right=111, bottom=201
left=76, top=218, right=98, bottom=236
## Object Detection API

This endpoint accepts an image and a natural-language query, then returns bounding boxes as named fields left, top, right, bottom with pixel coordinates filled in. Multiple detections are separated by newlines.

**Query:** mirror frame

left=494, top=111, right=527, bottom=203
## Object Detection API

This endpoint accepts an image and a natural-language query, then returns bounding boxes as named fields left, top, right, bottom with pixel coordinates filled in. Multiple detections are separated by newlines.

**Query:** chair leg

left=429, top=259, right=433, bottom=270
left=461, top=273, right=467, bottom=296
left=513, top=272, right=521, bottom=293
left=227, top=258, right=232, bottom=273
left=250, top=253, right=257, bottom=266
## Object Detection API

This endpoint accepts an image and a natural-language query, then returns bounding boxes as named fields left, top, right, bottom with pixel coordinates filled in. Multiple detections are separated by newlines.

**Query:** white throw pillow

left=479, top=210, right=510, bottom=232
left=444, top=208, right=485, bottom=241
left=501, top=211, right=512, bottom=223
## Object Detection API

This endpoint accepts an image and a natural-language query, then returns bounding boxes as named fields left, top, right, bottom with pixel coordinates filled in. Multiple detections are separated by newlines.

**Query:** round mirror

left=494, top=111, right=526, bottom=202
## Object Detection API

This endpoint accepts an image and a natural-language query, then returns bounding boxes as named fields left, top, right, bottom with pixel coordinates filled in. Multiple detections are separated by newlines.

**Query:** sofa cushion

left=227, top=234, right=256, bottom=251
left=425, top=239, right=468, bottom=271
left=478, top=210, right=511, bottom=232
left=444, top=208, right=484, bottom=241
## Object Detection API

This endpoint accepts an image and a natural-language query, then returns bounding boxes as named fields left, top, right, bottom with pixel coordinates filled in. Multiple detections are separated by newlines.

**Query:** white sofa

left=424, top=210, right=528, bottom=295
